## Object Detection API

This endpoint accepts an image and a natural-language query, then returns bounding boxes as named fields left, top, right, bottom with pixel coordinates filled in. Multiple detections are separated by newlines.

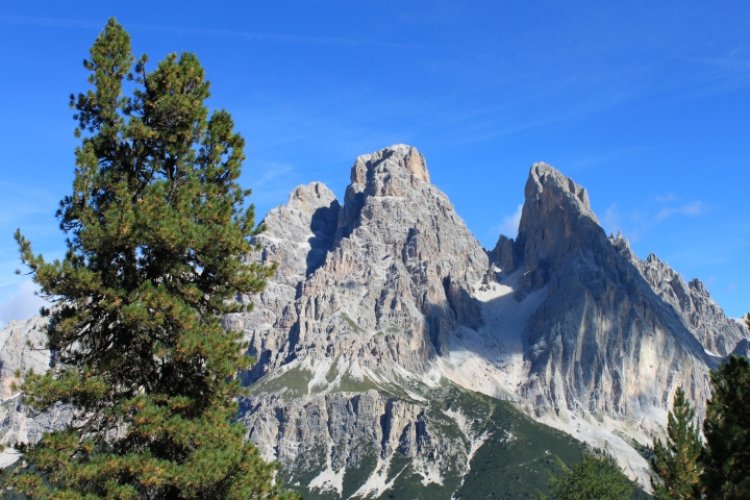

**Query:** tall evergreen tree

left=701, top=355, right=750, bottom=499
left=650, top=387, right=703, bottom=499
left=7, top=18, right=295, bottom=499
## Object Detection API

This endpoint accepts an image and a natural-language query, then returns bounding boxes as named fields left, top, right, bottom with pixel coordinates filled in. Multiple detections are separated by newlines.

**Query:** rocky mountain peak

left=638, top=250, right=746, bottom=356
left=609, top=232, right=638, bottom=264
left=4, top=149, right=748, bottom=496
left=338, top=144, right=436, bottom=241
left=511, top=163, right=606, bottom=288
left=527, top=162, right=595, bottom=219
left=286, top=181, right=337, bottom=214
left=688, top=278, right=707, bottom=295
left=352, top=144, right=430, bottom=188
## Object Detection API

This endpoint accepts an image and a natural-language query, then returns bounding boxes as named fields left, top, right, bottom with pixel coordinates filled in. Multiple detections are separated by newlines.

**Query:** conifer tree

left=701, top=355, right=750, bottom=498
left=549, top=454, right=636, bottom=500
left=7, top=18, right=295, bottom=499
left=650, top=387, right=703, bottom=499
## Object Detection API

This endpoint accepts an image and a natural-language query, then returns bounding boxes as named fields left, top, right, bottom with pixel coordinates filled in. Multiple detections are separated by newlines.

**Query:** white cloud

left=653, top=192, right=678, bottom=204
left=601, top=197, right=708, bottom=243
left=601, top=203, right=622, bottom=235
left=497, top=204, right=524, bottom=239
left=655, top=200, right=709, bottom=221
left=0, top=280, right=47, bottom=327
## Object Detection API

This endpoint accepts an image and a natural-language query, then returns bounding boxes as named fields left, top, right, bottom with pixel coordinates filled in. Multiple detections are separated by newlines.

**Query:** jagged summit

left=485, top=163, right=745, bottom=483
left=344, top=144, right=430, bottom=207
left=3, top=148, right=748, bottom=496
left=492, top=162, right=602, bottom=277
left=609, top=232, right=638, bottom=264
left=638, top=251, right=746, bottom=356
left=521, top=162, right=598, bottom=236
left=527, top=162, right=594, bottom=217
left=286, top=181, right=337, bottom=211
left=501, top=162, right=608, bottom=290
left=352, top=144, right=430, bottom=186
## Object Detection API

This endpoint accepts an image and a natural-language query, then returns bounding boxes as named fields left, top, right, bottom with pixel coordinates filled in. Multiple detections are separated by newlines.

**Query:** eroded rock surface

left=3, top=147, right=747, bottom=496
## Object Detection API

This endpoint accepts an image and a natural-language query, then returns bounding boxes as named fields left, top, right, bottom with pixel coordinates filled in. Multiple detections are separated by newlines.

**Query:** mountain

left=1, top=145, right=746, bottom=497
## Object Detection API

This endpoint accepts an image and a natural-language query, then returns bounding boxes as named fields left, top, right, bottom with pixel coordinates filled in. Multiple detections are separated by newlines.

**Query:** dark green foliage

left=7, top=18, right=296, bottom=499
left=451, top=391, right=586, bottom=499
left=650, top=387, right=703, bottom=499
left=548, top=454, right=636, bottom=500
left=701, top=355, right=750, bottom=498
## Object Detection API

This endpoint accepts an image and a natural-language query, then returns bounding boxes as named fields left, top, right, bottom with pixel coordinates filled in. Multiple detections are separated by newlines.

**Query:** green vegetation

left=340, top=313, right=365, bottom=334
left=6, top=18, right=295, bottom=499
left=341, top=448, right=378, bottom=498
left=450, top=390, right=589, bottom=499
left=250, top=366, right=314, bottom=396
left=650, top=387, right=702, bottom=499
left=249, top=358, right=380, bottom=396
left=320, top=357, right=379, bottom=393
left=650, top=353, right=750, bottom=499
left=701, top=355, right=750, bottom=497
left=335, top=374, right=380, bottom=393
left=548, top=454, right=637, bottom=500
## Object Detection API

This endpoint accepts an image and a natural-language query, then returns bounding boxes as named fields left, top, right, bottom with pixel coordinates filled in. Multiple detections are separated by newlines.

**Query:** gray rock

left=232, top=144, right=489, bottom=381
left=634, top=251, right=746, bottom=357
left=3, top=147, right=746, bottom=494
left=0, top=316, right=72, bottom=459
left=512, top=164, right=719, bottom=422
left=489, top=234, right=517, bottom=273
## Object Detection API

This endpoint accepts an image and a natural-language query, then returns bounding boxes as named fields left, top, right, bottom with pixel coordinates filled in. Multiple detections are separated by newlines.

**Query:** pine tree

left=650, top=387, right=703, bottom=499
left=7, top=18, right=296, bottom=499
left=549, top=454, right=636, bottom=500
left=701, top=355, right=750, bottom=499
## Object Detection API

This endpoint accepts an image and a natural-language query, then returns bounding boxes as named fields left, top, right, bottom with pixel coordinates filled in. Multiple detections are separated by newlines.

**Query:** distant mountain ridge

left=2, top=145, right=746, bottom=497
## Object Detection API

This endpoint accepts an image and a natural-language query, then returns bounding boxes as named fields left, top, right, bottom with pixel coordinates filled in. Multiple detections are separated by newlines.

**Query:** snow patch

left=0, top=447, right=20, bottom=468
left=307, top=457, right=345, bottom=496
left=445, top=408, right=491, bottom=496
left=417, top=459, right=444, bottom=487
left=351, top=453, right=407, bottom=498
left=704, top=347, right=722, bottom=358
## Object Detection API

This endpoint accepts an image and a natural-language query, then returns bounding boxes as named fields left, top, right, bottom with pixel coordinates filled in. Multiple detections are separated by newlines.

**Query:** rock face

left=230, top=144, right=488, bottom=382
left=2, top=147, right=747, bottom=497
left=485, top=165, right=743, bottom=479
left=224, top=145, right=502, bottom=496
left=636, top=252, right=746, bottom=357
left=228, top=181, right=342, bottom=383
left=506, top=164, right=714, bottom=420
left=0, top=317, right=72, bottom=467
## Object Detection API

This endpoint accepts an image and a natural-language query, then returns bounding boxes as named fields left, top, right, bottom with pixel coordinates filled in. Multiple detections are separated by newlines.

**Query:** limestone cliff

left=2, top=147, right=746, bottom=497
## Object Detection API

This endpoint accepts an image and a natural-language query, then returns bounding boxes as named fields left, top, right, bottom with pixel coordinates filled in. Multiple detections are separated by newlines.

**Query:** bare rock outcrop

left=0, top=316, right=72, bottom=465
left=3, top=147, right=747, bottom=495
left=505, top=164, right=717, bottom=422
left=636, top=251, right=746, bottom=357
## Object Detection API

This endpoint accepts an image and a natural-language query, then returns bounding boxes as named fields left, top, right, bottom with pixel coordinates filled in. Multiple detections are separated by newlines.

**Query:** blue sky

left=1, top=1, right=749, bottom=323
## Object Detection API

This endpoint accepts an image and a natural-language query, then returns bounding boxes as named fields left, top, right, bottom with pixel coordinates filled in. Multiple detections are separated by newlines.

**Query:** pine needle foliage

left=701, top=355, right=750, bottom=499
left=7, top=18, right=296, bottom=499
left=548, top=454, right=636, bottom=500
left=650, top=387, right=703, bottom=499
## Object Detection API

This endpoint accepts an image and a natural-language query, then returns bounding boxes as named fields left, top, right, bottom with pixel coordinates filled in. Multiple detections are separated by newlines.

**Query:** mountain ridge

left=1, top=144, right=746, bottom=497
